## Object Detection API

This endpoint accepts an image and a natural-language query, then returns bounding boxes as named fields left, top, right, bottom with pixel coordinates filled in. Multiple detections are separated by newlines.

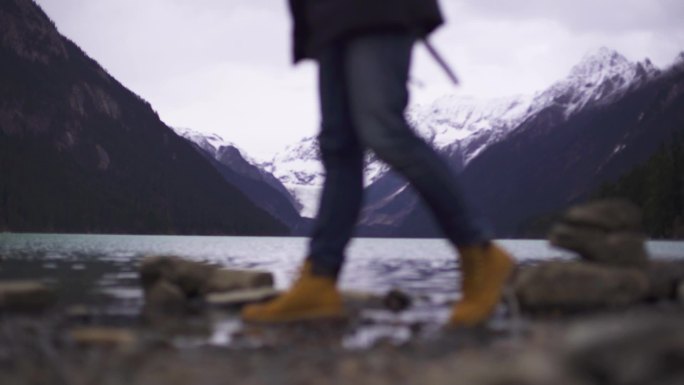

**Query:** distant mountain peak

left=641, top=58, right=656, bottom=72
left=173, top=127, right=235, bottom=157
left=569, top=47, right=631, bottom=78
left=537, top=47, right=660, bottom=118
left=675, top=51, right=684, bottom=66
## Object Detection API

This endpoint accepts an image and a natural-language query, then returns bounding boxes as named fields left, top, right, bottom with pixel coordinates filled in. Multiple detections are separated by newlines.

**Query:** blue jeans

left=308, top=33, right=491, bottom=277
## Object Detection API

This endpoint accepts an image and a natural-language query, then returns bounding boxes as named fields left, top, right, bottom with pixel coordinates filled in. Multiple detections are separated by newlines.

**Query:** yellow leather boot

left=241, top=261, right=345, bottom=323
left=448, top=243, right=514, bottom=327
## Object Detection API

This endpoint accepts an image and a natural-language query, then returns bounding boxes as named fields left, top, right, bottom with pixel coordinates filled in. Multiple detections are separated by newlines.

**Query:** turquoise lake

left=1, top=234, right=682, bottom=348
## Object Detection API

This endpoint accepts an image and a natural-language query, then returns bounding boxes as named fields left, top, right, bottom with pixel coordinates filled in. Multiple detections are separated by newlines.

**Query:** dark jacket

left=288, top=0, right=444, bottom=63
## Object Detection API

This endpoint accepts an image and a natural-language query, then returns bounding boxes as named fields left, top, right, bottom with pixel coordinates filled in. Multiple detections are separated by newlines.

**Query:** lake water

left=1, top=234, right=683, bottom=348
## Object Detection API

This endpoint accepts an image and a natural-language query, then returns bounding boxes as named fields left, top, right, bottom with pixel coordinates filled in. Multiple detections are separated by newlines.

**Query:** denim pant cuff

left=306, top=256, right=342, bottom=279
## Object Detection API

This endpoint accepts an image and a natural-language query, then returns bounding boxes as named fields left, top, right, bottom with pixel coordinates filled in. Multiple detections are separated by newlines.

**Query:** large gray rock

left=139, top=255, right=179, bottom=289
left=645, top=259, right=684, bottom=301
left=0, top=281, right=55, bottom=312
left=420, top=350, right=584, bottom=385
left=139, top=255, right=275, bottom=312
left=206, top=287, right=280, bottom=307
left=139, top=255, right=213, bottom=296
left=201, top=268, right=274, bottom=294
left=144, top=280, right=186, bottom=313
left=514, top=262, right=648, bottom=311
left=549, top=200, right=649, bottom=268
left=550, top=225, right=648, bottom=268
left=560, top=199, right=643, bottom=232
left=68, top=327, right=137, bottom=350
left=563, top=315, right=684, bottom=385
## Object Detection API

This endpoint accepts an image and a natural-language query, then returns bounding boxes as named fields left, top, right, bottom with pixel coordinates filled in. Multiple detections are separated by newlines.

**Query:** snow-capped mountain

left=263, top=137, right=389, bottom=217
left=173, top=127, right=304, bottom=229
left=368, top=49, right=684, bottom=237
left=173, top=127, right=263, bottom=166
left=268, top=47, right=660, bottom=218
left=264, top=136, right=323, bottom=186
left=410, top=94, right=535, bottom=167
left=414, top=47, right=660, bottom=167
left=537, top=47, right=659, bottom=116
left=173, top=127, right=228, bottom=157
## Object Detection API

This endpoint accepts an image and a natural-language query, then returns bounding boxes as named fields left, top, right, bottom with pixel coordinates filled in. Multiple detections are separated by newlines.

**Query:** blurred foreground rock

left=563, top=315, right=684, bottom=385
left=144, top=280, right=186, bottom=313
left=431, top=351, right=583, bottom=385
left=202, top=268, right=274, bottom=294
left=549, top=199, right=648, bottom=268
left=206, top=287, right=280, bottom=307
left=0, top=281, right=55, bottom=312
left=68, top=327, right=137, bottom=350
left=139, top=255, right=274, bottom=313
left=514, top=262, right=648, bottom=311
left=646, top=259, right=684, bottom=301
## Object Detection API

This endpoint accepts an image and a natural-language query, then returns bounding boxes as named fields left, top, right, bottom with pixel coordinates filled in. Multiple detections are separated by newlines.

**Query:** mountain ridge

left=0, top=0, right=287, bottom=235
left=266, top=46, right=667, bottom=221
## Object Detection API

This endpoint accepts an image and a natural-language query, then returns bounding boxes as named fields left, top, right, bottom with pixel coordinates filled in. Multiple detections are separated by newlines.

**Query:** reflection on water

left=0, top=234, right=682, bottom=347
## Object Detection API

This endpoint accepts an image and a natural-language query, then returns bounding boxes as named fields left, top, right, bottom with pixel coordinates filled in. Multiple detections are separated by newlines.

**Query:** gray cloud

left=460, top=0, right=684, bottom=33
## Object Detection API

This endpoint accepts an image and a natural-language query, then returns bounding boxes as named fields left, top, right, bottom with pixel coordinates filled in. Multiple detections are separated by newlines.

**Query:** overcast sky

left=35, top=0, right=684, bottom=160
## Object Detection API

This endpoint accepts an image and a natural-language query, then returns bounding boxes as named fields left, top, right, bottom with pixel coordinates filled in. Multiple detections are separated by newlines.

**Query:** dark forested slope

left=0, top=0, right=287, bottom=235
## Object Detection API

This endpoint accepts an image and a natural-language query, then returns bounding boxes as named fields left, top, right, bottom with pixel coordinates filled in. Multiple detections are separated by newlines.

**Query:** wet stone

left=0, top=281, right=55, bottom=312
left=549, top=225, right=649, bottom=268
left=65, top=304, right=95, bottom=323
left=646, top=259, right=684, bottom=301
left=206, top=287, right=280, bottom=307
left=139, top=255, right=180, bottom=289
left=563, top=315, right=684, bottom=385
left=68, top=327, right=137, bottom=349
left=140, top=256, right=274, bottom=299
left=514, top=261, right=648, bottom=312
left=549, top=199, right=649, bottom=269
left=144, top=280, right=186, bottom=313
left=201, top=268, right=274, bottom=294
left=139, top=255, right=213, bottom=296
left=166, top=259, right=214, bottom=297
left=560, top=199, right=643, bottom=232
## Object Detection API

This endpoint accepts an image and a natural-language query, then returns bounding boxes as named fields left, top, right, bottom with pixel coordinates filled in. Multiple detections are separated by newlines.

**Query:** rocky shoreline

left=1, top=301, right=683, bottom=385
left=1, top=200, right=684, bottom=385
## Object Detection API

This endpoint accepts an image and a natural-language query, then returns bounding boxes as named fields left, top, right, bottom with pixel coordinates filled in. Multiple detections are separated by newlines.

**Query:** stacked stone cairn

left=514, top=199, right=684, bottom=312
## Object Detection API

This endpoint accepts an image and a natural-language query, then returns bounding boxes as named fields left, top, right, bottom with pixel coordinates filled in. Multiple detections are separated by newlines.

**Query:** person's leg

left=345, top=33, right=513, bottom=327
left=345, top=33, right=489, bottom=246
left=308, top=43, right=365, bottom=278
left=241, top=43, right=362, bottom=323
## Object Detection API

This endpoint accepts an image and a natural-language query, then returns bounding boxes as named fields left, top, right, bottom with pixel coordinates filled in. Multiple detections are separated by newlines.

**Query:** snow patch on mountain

left=411, top=94, right=536, bottom=164
left=173, top=127, right=230, bottom=157
left=263, top=136, right=324, bottom=186
left=262, top=137, right=393, bottom=217
left=173, top=127, right=263, bottom=167
left=289, top=185, right=322, bottom=218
